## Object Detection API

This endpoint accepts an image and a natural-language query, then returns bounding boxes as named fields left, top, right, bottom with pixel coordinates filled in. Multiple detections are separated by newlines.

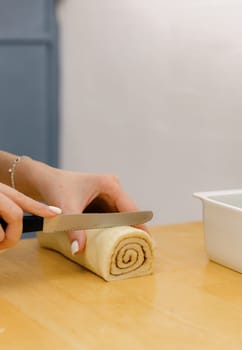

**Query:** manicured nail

left=71, top=240, right=79, bottom=255
left=48, top=206, right=62, bottom=214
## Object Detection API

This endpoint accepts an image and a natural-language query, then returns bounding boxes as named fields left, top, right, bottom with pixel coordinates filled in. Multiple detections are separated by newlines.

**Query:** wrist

left=14, top=157, right=58, bottom=201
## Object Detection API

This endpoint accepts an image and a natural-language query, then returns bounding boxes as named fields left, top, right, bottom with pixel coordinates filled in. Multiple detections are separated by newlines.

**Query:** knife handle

left=0, top=215, right=44, bottom=234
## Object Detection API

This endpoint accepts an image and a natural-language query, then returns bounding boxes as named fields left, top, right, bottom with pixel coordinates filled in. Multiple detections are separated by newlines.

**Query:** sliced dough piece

left=37, top=226, right=154, bottom=281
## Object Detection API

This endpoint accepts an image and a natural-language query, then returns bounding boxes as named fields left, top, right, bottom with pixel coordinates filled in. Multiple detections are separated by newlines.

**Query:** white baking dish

left=194, top=189, right=242, bottom=273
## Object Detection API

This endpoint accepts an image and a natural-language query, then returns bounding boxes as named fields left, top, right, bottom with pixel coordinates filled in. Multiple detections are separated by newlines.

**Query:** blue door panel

left=0, top=0, right=58, bottom=166
left=0, top=0, right=49, bottom=36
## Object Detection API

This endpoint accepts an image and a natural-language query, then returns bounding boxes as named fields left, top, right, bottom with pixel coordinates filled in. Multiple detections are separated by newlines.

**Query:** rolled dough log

left=37, top=226, right=154, bottom=281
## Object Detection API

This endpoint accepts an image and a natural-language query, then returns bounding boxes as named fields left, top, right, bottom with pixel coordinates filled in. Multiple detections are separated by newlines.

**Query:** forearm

left=0, top=151, right=57, bottom=202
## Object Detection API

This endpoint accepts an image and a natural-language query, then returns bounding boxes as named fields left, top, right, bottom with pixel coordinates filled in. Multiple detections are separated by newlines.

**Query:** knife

left=0, top=211, right=153, bottom=234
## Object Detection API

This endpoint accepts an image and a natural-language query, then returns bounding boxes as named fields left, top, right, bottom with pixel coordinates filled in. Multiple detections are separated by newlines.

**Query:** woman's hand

left=0, top=152, right=149, bottom=253
left=0, top=183, right=60, bottom=251
left=36, top=169, right=149, bottom=254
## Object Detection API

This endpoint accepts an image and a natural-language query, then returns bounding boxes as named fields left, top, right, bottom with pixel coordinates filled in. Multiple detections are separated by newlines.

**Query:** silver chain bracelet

left=8, top=156, right=30, bottom=189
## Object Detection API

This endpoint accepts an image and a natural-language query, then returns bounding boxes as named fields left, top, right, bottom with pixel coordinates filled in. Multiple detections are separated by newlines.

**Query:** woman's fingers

left=60, top=199, right=87, bottom=254
left=0, top=192, right=23, bottom=249
left=85, top=174, right=150, bottom=234
left=100, top=175, right=151, bottom=234
left=0, top=183, right=59, bottom=218
left=115, top=191, right=150, bottom=233
left=0, top=183, right=62, bottom=251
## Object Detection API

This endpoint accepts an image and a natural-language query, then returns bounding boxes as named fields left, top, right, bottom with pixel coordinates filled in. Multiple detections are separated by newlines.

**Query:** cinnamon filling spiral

left=110, top=237, right=152, bottom=276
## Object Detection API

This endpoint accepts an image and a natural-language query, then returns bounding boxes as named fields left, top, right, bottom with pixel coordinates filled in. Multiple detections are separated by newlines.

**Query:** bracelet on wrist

left=8, top=156, right=31, bottom=190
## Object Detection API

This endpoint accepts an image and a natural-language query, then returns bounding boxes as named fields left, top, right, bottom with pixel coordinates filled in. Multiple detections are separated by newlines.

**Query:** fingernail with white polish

left=48, top=206, right=62, bottom=214
left=71, top=240, right=79, bottom=255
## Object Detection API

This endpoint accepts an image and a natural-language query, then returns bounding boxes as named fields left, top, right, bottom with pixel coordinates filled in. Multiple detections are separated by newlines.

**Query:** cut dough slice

left=37, top=226, right=154, bottom=281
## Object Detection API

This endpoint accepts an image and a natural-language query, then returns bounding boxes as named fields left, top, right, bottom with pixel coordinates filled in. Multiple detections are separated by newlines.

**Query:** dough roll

left=37, top=226, right=154, bottom=281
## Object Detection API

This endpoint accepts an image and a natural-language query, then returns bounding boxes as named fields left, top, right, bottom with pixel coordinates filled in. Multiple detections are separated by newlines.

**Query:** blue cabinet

left=0, top=0, right=59, bottom=166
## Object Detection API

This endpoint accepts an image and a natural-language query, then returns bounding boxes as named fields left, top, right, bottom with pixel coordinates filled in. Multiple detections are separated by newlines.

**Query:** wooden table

left=0, top=222, right=242, bottom=350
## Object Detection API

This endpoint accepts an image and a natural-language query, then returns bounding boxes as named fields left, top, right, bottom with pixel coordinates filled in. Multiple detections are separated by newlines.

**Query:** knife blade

left=0, top=211, right=153, bottom=234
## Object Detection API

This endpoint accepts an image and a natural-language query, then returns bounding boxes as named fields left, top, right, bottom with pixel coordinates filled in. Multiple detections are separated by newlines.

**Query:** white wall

left=57, top=0, right=242, bottom=225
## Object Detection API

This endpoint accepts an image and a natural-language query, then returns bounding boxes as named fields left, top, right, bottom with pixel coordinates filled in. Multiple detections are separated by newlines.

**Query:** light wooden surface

left=1, top=222, right=242, bottom=350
